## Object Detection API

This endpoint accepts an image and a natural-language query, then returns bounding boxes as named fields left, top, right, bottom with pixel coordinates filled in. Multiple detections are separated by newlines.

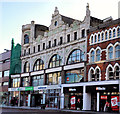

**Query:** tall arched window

left=113, top=29, right=116, bottom=37
left=109, top=30, right=112, bottom=39
left=117, top=28, right=120, bottom=37
left=95, top=35, right=97, bottom=43
left=24, top=62, right=30, bottom=73
left=105, top=31, right=108, bottom=40
left=115, top=45, right=120, bottom=58
left=33, top=59, right=44, bottom=71
left=101, top=33, right=104, bottom=40
left=67, top=49, right=85, bottom=64
left=108, top=67, right=114, bottom=80
left=24, top=34, right=29, bottom=44
left=108, top=46, right=113, bottom=59
left=96, top=49, right=100, bottom=61
left=49, top=54, right=62, bottom=68
left=98, top=34, right=100, bottom=42
left=114, top=66, right=120, bottom=79
left=91, top=36, right=93, bottom=43
left=91, top=50, right=95, bottom=62
left=91, top=69, right=95, bottom=81
left=95, top=69, right=100, bottom=81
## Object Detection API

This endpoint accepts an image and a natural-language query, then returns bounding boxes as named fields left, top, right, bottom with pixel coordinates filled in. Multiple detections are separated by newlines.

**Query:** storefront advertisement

left=25, top=87, right=33, bottom=91
left=111, top=96, right=119, bottom=111
left=70, top=96, right=76, bottom=110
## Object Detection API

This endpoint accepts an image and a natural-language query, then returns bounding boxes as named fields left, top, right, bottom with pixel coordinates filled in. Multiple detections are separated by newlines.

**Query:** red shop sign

left=101, top=96, right=107, bottom=100
left=67, top=77, right=69, bottom=81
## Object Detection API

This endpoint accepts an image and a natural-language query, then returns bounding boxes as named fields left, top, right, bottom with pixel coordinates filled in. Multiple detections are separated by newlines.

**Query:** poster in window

left=111, top=96, right=119, bottom=111
left=70, top=96, right=76, bottom=110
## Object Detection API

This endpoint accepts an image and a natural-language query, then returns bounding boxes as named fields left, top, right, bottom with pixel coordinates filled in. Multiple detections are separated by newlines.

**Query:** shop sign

left=111, top=96, right=119, bottom=111
left=38, top=86, right=47, bottom=90
left=101, top=96, right=107, bottom=100
left=96, top=87, right=106, bottom=90
left=25, top=87, right=33, bottom=91
left=69, top=88, right=76, bottom=92
left=67, top=77, right=69, bottom=81
left=8, top=88, right=19, bottom=91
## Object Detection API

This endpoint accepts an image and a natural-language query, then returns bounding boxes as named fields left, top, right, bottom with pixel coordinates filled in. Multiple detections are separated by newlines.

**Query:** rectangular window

left=38, top=45, right=40, bottom=52
left=33, top=46, right=35, bottom=53
left=4, top=70, right=9, bottom=77
left=24, top=50, right=26, bottom=56
left=60, top=37, right=63, bottom=45
left=22, top=77, right=29, bottom=87
left=43, top=43, right=45, bottom=50
left=74, top=32, right=77, bottom=40
left=32, top=75, right=44, bottom=86
left=12, top=78, right=20, bottom=88
left=82, top=29, right=85, bottom=38
left=67, top=34, right=70, bottom=43
left=54, top=39, right=56, bottom=46
left=0, top=72, right=2, bottom=77
left=49, top=41, right=51, bottom=48
left=3, top=82, right=8, bottom=86
left=28, top=48, right=30, bottom=54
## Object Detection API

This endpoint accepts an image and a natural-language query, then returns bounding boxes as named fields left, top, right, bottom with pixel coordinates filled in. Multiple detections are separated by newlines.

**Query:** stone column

left=60, top=86, right=64, bottom=109
left=97, top=92, right=100, bottom=111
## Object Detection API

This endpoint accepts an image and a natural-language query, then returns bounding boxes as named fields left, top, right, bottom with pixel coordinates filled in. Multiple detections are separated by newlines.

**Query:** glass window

left=94, top=35, right=97, bottom=43
left=105, top=31, right=108, bottom=40
left=82, top=29, right=85, bottom=38
left=91, top=36, right=93, bottom=43
left=33, top=59, right=44, bottom=71
left=24, top=62, right=30, bottom=73
left=43, top=43, right=45, bottom=50
left=67, top=49, right=84, bottom=64
left=115, top=45, right=120, bottom=58
left=98, top=34, right=100, bottom=42
left=38, top=45, right=40, bottom=52
left=12, top=78, right=20, bottom=88
left=60, top=37, right=63, bottom=45
left=0, top=72, right=2, bottom=77
left=47, top=72, right=61, bottom=85
left=3, top=82, right=8, bottom=86
left=22, top=77, right=29, bottom=87
left=48, top=54, right=62, bottom=68
left=108, top=46, right=113, bottom=59
left=65, top=69, right=84, bottom=83
left=96, top=49, right=100, bottom=61
left=101, top=33, right=104, bottom=40
left=67, top=34, right=70, bottom=43
left=113, top=29, right=116, bottom=37
left=24, top=34, right=29, bottom=44
left=91, top=69, right=95, bottom=81
left=108, top=67, right=114, bottom=80
left=4, top=70, right=9, bottom=77
left=95, top=69, right=100, bottom=81
left=32, top=75, right=44, bottom=86
left=54, top=39, right=57, bottom=46
left=109, top=30, right=112, bottom=39
left=74, top=32, right=77, bottom=40
left=115, top=66, right=119, bottom=79
left=91, top=50, right=94, bottom=62
left=117, top=28, right=120, bottom=37
left=33, top=46, right=35, bottom=53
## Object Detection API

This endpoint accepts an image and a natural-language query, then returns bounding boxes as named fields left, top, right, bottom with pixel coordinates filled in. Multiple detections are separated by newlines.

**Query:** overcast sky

left=0, top=0, right=120, bottom=53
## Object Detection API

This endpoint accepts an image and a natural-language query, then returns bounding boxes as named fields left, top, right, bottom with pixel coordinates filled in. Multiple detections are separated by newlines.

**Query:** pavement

left=0, top=105, right=119, bottom=114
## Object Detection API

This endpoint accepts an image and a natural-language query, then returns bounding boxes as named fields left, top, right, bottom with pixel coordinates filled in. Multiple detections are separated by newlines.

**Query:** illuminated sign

left=101, top=96, right=107, bottom=100
left=96, top=87, right=106, bottom=90
left=69, top=88, right=76, bottom=91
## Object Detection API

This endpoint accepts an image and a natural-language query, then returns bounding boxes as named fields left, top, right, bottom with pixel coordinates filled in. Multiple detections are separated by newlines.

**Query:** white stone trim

left=31, top=70, right=44, bottom=76
left=11, top=74, right=20, bottom=78
left=21, top=73, right=29, bottom=77
left=45, top=67, right=62, bottom=73
left=88, top=67, right=94, bottom=81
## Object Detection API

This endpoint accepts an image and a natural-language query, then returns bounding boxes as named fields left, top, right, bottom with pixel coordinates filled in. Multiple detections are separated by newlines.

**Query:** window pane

left=4, top=70, right=9, bottom=77
left=0, top=72, right=2, bottom=77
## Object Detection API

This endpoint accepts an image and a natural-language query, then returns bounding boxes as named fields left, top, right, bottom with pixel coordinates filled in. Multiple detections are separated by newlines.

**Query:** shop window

left=12, top=78, right=20, bottom=88
left=91, top=36, right=93, bottom=43
left=105, top=31, right=108, bottom=40
left=67, top=34, right=70, bottom=43
left=74, top=32, right=77, bottom=40
left=91, top=69, right=95, bottom=81
left=98, top=34, right=100, bottom=42
left=115, top=45, right=120, bottom=58
left=96, top=49, right=100, bottom=61
left=114, top=66, right=120, bottom=79
left=24, top=61, right=30, bottom=73
left=109, top=30, right=112, bottom=39
left=32, top=75, right=44, bottom=86
left=113, top=29, right=116, bottom=37
left=94, top=35, right=97, bottom=43
left=90, top=50, right=95, bottom=62
left=0, top=72, right=2, bottom=77
left=33, top=59, right=44, bottom=71
left=22, top=77, right=29, bottom=87
left=65, top=69, right=84, bottom=83
left=4, top=70, right=9, bottom=77
left=38, top=45, right=40, bottom=52
left=108, top=67, right=114, bottom=80
left=108, top=46, right=113, bottom=59
left=101, top=33, right=104, bottom=40
left=47, top=72, right=61, bottom=85
left=24, top=34, right=29, bottom=44
left=48, top=54, right=62, bottom=68
left=117, top=28, right=120, bottom=37
left=67, top=49, right=85, bottom=65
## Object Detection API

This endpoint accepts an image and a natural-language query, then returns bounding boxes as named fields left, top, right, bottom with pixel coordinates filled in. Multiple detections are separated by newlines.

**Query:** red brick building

left=86, top=18, right=120, bottom=112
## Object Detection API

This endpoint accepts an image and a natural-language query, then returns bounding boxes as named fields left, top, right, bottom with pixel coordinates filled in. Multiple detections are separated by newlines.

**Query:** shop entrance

left=91, top=93, right=97, bottom=111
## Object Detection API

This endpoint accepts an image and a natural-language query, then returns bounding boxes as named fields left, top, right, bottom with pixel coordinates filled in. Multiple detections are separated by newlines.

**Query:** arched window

left=67, top=49, right=85, bottom=64
left=117, top=28, right=120, bottom=37
left=108, top=67, right=114, bottom=80
left=24, top=34, right=29, bottom=44
left=105, top=31, right=108, bottom=40
left=109, top=30, right=112, bottom=39
left=91, top=69, right=95, bottom=81
left=108, top=46, right=113, bottom=59
left=91, top=36, right=93, bottom=43
left=95, top=69, right=100, bottom=81
left=114, top=66, right=120, bottom=79
left=96, top=49, right=100, bottom=61
left=95, top=35, right=97, bottom=43
left=101, top=33, right=104, bottom=40
left=98, top=34, right=100, bottom=42
left=33, top=59, right=44, bottom=71
left=115, top=45, right=120, bottom=58
left=24, top=62, right=30, bottom=73
left=49, top=54, right=62, bottom=68
left=113, top=29, right=116, bottom=37
left=91, top=50, right=95, bottom=62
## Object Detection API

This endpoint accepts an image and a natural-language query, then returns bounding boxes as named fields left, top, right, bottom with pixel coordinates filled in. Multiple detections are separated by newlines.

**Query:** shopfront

left=86, top=84, right=119, bottom=112
left=63, top=86, right=83, bottom=110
